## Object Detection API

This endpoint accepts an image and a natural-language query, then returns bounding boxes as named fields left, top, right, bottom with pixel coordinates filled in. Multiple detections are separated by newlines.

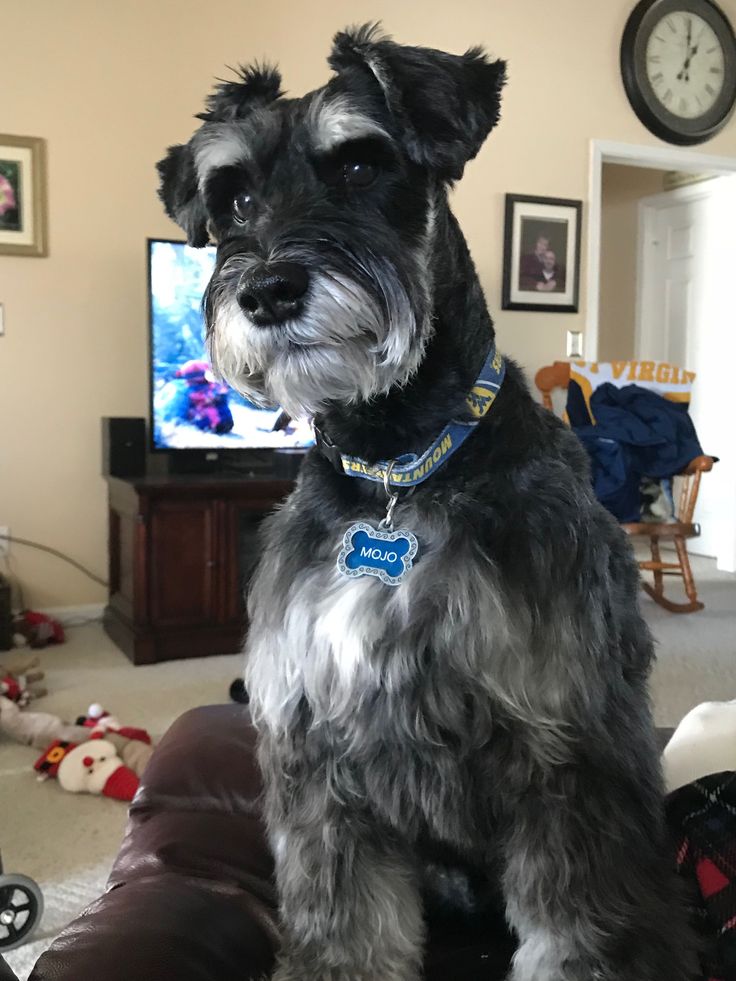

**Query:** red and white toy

left=57, top=739, right=139, bottom=802
left=32, top=704, right=154, bottom=800
left=79, top=703, right=151, bottom=746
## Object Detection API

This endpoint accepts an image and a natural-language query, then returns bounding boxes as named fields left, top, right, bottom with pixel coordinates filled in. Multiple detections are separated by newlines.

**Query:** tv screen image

left=148, top=239, right=314, bottom=451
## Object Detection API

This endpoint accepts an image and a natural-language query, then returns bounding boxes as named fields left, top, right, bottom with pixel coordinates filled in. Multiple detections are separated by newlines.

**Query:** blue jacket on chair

left=569, top=383, right=704, bottom=522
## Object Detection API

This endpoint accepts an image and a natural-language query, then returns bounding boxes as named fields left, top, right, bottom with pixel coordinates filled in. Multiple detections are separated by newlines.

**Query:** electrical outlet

left=0, top=527, right=9, bottom=558
left=566, top=330, right=583, bottom=358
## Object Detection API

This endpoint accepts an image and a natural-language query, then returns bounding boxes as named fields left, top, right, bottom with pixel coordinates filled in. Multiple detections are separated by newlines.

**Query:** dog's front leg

left=268, top=801, right=424, bottom=981
left=499, top=742, right=697, bottom=981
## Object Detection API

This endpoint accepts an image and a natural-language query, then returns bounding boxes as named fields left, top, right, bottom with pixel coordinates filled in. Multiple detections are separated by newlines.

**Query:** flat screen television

left=147, top=238, right=313, bottom=472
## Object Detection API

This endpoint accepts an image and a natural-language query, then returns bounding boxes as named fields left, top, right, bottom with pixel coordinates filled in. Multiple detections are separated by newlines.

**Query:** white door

left=636, top=179, right=736, bottom=570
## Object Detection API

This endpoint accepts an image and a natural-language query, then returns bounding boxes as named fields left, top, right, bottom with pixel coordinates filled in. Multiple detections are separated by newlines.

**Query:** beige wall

left=598, top=164, right=667, bottom=361
left=3, top=0, right=736, bottom=607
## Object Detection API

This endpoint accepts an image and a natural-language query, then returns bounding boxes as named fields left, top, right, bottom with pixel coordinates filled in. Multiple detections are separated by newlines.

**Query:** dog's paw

left=269, top=968, right=322, bottom=981
left=270, top=962, right=329, bottom=981
left=270, top=963, right=418, bottom=981
left=270, top=969, right=351, bottom=981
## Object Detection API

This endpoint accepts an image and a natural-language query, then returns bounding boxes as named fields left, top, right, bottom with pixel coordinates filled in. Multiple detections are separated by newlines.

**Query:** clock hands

left=677, top=23, right=706, bottom=82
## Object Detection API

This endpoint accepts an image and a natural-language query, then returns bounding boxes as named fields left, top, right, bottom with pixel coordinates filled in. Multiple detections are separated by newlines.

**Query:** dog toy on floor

left=32, top=705, right=154, bottom=800
left=34, top=724, right=154, bottom=802
left=0, top=654, right=88, bottom=748
left=33, top=739, right=140, bottom=801
left=229, top=678, right=250, bottom=704
left=0, top=697, right=88, bottom=749
left=0, top=653, right=47, bottom=705
left=12, top=610, right=65, bottom=649
left=58, top=740, right=140, bottom=801
left=76, top=703, right=151, bottom=743
left=75, top=703, right=154, bottom=774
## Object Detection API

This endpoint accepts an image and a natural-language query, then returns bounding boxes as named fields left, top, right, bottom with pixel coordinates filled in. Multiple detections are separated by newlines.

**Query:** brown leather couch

left=0, top=957, right=17, bottom=981
left=13, top=704, right=516, bottom=981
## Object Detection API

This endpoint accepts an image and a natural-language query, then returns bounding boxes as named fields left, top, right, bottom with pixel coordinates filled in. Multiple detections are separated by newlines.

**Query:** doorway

left=636, top=177, right=736, bottom=565
left=588, top=141, right=736, bottom=572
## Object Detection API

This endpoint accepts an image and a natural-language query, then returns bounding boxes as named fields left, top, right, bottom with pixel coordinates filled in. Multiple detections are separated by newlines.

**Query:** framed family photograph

left=0, top=135, right=48, bottom=257
left=502, top=194, right=582, bottom=312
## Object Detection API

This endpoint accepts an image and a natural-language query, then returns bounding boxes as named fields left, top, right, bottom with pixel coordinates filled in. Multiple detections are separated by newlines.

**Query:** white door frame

left=585, top=139, right=736, bottom=361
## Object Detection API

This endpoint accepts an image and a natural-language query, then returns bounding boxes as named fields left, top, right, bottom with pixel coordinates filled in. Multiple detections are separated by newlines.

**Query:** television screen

left=148, top=238, right=314, bottom=451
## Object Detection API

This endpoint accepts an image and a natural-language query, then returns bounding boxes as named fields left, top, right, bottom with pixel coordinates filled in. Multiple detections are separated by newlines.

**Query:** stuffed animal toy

left=0, top=654, right=87, bottom=748
left=100, top=729, right=154, bottom=777
left=0, top=653, right=47, bottom=706
left=0, top=697, right=88, bottom=749
left=78, top=703, right=151, bottom=743
left=12, top=610, right=65, bottom=649
left=56, top=739, right=140, bottom=802
left=76, top=703, right=154, bottom=776
left=1, top=674, right=25, bottom=703
left=31, top=705, right=155, bottom=801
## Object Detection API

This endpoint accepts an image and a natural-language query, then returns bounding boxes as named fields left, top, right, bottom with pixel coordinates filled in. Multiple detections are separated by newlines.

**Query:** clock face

left=621, top=0, right=736, bottom=144
left=646, top=12, right=725, bottom=118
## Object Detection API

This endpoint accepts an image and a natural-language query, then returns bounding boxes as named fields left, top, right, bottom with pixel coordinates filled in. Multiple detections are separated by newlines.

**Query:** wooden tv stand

left=103, top=474, right=293, bottom=665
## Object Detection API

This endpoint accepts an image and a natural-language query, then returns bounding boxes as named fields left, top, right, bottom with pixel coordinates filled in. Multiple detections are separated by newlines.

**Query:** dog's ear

left=196, top=63, right=283, bottom=122
left=329, top=24, right=507, bottom=181
left=156, top=143, right=209, bottom=248
left=156, top=66, right=281, bottom=246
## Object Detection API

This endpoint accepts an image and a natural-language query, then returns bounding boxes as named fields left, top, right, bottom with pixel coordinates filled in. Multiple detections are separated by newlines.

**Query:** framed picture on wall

left=0, top=135, right=48, bottom=257
left=502, top=194, right=581, bottom=312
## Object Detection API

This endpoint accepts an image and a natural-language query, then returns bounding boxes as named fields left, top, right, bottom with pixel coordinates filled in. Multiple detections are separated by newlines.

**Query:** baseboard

left=40, top=603, right=105, bottom=626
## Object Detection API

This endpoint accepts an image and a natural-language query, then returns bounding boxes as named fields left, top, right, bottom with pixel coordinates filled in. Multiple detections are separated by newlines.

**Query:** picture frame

left=501, top=194, right=582, bottom=312
left=0, top=135, right=48, bottom=257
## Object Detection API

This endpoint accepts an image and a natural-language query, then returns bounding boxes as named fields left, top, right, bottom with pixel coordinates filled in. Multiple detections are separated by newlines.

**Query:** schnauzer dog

left=157, top=25, right=695, bottom=981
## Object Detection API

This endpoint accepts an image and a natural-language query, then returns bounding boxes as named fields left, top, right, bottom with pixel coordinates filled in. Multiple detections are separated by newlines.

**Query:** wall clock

left=621, top=0, right=736, bottom=144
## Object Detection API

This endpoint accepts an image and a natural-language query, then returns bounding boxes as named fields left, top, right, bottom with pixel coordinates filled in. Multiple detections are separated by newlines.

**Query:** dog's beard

left=206, top=250, right=429, bottom=418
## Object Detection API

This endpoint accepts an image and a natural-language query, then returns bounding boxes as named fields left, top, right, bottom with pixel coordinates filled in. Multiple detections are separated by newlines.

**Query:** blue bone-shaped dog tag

left=337, top=522, right=419, bottom=586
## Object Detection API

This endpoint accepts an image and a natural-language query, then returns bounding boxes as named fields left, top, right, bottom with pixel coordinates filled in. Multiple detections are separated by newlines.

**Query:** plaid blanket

left=668, top=772, right=736, bottom=981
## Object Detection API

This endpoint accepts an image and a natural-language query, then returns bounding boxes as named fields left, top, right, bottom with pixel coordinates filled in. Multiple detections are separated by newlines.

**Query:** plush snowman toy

left=57, top=738, right=139, bottom=801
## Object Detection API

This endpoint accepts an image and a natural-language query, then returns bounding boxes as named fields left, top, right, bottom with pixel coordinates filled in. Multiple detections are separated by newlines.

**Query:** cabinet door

left=149, top=500, right=217, bottom=626
left=220, top=502, right=270, bottom=625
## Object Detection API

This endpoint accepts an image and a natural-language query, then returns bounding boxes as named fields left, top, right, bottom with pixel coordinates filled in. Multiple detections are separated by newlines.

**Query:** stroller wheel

left=0, top=874, right=44, bottom=951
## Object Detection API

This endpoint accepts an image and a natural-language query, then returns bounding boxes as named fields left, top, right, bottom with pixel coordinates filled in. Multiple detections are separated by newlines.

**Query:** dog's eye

left=343, top=162, right=378, bottom=188
left=232, top=192, right=254, bottom=223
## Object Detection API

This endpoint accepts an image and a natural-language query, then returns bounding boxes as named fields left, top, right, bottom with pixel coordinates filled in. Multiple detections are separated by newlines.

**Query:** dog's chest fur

left=245, top=490, right=511, bottom=744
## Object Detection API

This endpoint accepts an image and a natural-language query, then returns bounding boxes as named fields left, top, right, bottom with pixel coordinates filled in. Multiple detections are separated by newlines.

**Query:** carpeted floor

left=2, top=550, right=736, bottom=979
left=639, top=548, right=736, bottom=727
left=1, top=629, right=242, bottom=979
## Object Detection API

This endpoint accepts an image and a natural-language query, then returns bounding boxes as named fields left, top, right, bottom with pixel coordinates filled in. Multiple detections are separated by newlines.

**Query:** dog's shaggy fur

left=158, top=25, right=696, bottom=981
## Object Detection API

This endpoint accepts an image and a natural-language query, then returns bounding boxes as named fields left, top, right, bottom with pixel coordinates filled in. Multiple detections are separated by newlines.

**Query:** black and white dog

left=158, top=26, right=695, bottom=981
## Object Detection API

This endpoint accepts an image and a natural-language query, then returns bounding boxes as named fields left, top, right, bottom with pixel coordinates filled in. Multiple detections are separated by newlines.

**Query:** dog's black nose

left=237, top=262, right=309, bottom=325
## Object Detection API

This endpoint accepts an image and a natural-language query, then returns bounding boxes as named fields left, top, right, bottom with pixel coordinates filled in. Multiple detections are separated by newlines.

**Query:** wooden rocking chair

left=535, top=361, right=715, bottom=613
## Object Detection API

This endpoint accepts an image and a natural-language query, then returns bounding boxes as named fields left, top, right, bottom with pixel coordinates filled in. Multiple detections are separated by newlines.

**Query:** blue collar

left=315, top=344, right=505, bottom=489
